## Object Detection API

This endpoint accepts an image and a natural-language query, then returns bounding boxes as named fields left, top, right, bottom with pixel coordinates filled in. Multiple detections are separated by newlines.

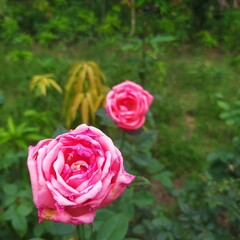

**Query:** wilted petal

left=53, top=207, right=96, bottom=225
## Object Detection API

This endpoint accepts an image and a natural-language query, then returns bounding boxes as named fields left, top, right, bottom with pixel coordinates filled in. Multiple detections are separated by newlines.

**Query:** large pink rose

left=27, top=124, right=135, bottom=225
left=105, top=80, right=153, bottom=130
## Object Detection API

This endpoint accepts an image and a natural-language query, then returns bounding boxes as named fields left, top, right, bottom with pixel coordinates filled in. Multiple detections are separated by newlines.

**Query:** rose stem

left=119, top=129, right=126, bottom=151
left=76, top=224, right=86, bottom=240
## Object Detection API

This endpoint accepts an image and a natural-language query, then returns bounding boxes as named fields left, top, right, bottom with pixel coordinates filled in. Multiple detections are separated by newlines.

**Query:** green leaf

left=133, top=130, right=157, bottom=150
left=12, top=214, right=27, bottom=235
left=3, top=183, right=18, bottom=196
left=94, top=209, right=115, bottom=231
left=153, top=171, right=172, bottom=188
left=4, top=195, right=16, bottom=207
left=226, top=118, right=235, bottom=126
left=217, top=101, right=230, bottom=110
left=16, top=203, right=33, bottom=216
left=117, top=190, right=135, bottom=218
left=153, top=216, right=172, bottom=229
left=179, top=202, right=191, bottom=214
left=96, top=108, right=116, bottom=127
left=47, top=222, right=75, bottom=235
left=96, top=213, right=129, bottom=240
left=52, top=124, right=68, bottom=138
left=3, top=205, right=16, bottom=220
left=150, top=35, right=176, bottom=44
left=219, top=112, right=230, bottom=119
left=132, top=191, right=154, bottom=208
left=132, top=151, right=152, bottom=167
left=33, top=221, right=49, bottom=237
left=235, top=100, right=240, bottom=106
left=15, top=139, right=28, bottom=149
left=95, top=209, right=115, bottom=220
left=132, top=224, right=145, bottom=235
left=25, top=134, right=46, bottom=141
left=148, top=159, right=165, bottom=173
left=130, top=176, right=151, bottom=189
left=7, top=116, right=15, bottom=134
left=0, top=135, right=11, bottom=144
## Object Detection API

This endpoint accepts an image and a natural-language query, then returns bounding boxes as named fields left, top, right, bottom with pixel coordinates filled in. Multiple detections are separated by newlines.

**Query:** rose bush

left=105, top=80, right=153, bottom=130
left=27, top=124, right=135, bottom=225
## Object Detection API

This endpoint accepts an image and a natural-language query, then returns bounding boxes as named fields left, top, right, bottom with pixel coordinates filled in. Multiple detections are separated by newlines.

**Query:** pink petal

left=38, top=207, right=96, bottom=225
left=52, top=151, right=79, bottom=195
left=101, top=151, right=111, bottom=178
left=50, top=177, right=79, bottom=198
left=75, top=169, right=101, bottom=192
left=100, top=172, right=135, bottom=207
left=70, top=124, right=88, bottom=134
left=87, top=171, right=115, bottom=208
left=27, top=146, right=56, bottom=209
left=46, top=181, right=76, bottom=206
left=42, top=142, right=63, bottom=180
left=53, top=207, right=96, bottom=225
left=75, top=180, right=102, bottom=205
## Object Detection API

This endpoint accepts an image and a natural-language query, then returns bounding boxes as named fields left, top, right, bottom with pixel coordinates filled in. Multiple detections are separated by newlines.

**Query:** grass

left=0, top=41, right=238, bottom=175
left=149, top=48, right=237, bottom=170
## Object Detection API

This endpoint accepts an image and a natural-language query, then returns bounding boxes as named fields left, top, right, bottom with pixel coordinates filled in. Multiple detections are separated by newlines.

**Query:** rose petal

left=38, top=207, right=96, bottom=225
left=88, top=171, right=115, bottom=208
left=75, top=169, right=101, bottom=192
left=28, top=146, right=56, bottom=209
left=100, top=172, right=135, bottom=207
left=46, top=181, right=76, bottom=206
left=75, top=180, right=103, bottom=205
left=42, top=141, right=63, bottom=180
left=52, top=151, right=79, bottom=195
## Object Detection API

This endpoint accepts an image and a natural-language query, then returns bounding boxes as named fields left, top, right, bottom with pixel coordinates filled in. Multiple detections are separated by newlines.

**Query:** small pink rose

left=105, top=80, right=153, bottom=130
left=27, top=124, right=135, bottom=225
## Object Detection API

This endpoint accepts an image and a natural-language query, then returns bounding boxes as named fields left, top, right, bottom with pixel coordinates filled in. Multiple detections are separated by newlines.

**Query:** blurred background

left=1, top=0, right=240, bottom=239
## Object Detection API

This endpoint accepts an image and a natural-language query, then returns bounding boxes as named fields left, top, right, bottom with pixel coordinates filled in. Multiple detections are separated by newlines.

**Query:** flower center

left=119, top=97, right=135, bottom=111
left=70, top=160, right=88, bottom=172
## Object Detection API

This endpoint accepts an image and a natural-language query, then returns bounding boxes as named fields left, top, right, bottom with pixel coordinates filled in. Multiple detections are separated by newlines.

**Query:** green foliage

left=0, top=41, right=238, bottom=238
left=1, top=2, right=240, bottom=239
left=196, top=31, right=218, bottom=47
left=0, top=116, right=45, bottom=151
left=95, top=213, right=129, bottom=240
left=37, top=32, right=58, bottom=47
left=2, top=184, right=33, bottom=236
left=1, top=0, right=240, bottom=51
left=120, top=35, right=174, bottom=85
left=172, top=144, right=240, bottom=240
left=98, top=5, right=122, bottom=35
left=217, top=93, right=240, bottom=127
left=220, top=9, right=240, bottom=51
left=0, top=16, right=19, bottom=40
left=7, top=50, right=33, bottom=62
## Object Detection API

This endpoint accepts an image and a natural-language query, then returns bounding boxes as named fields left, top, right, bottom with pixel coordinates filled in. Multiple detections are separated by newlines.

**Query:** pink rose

left=27, top=124, right=135, bottom=225
left=105, top=80, right=153, bottom=130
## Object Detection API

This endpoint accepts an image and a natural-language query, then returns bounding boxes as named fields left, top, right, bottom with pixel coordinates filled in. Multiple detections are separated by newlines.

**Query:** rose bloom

left=105, top=80, right=153, bottom=130
left=27, top=124, right=135, bottom=225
